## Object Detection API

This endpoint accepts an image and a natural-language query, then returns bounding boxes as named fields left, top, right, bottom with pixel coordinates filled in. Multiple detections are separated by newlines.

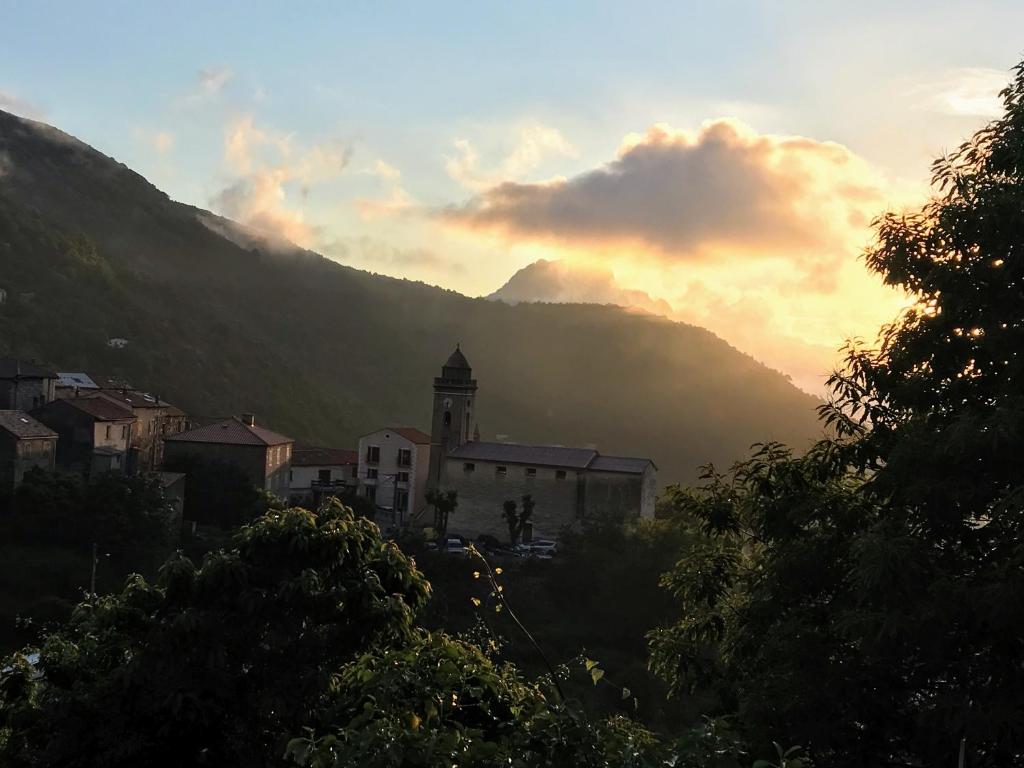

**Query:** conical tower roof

left=444, top=343, right=471, bottom=370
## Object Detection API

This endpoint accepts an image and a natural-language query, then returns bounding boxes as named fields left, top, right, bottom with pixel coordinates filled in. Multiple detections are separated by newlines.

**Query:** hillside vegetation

left=0, top=109, right=821, bottom=483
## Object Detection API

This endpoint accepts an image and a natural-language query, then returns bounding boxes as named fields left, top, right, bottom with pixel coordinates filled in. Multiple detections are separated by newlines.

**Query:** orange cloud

left=442, top=120, right=893, bottom=283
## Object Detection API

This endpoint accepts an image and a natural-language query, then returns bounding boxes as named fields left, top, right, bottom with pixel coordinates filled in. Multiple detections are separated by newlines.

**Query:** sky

left=2, top=1, right=1022, bottom=393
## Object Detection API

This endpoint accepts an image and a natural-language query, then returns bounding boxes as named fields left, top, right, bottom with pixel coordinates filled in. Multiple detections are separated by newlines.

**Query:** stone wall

left=440, top=458, right=583, bottom=542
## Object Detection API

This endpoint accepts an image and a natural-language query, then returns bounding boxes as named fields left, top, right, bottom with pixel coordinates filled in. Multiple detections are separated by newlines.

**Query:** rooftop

left=389, top=426, right=432, bottom=445
left=56, top=372, right=99, bottom=389
left=0, top=411, right=58, bottom=440
left=292, top=446, right=358, bottom=467
left=61, top=395, right=135, bottom=422
left=450, top=441, right=598, bottom=469
left=448, top=441, right=654, bottom=474
left=0, top=358, right=57, bottom=380
left=165, top=417, right=293, bottom=447
left=589, top=455, right=656, bottom=474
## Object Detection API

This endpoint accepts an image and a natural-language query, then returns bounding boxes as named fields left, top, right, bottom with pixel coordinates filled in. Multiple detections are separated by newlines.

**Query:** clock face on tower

left=443, top=398, right=452, bottom=409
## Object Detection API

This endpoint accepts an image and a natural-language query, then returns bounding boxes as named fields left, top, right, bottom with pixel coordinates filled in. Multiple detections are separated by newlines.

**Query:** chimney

left=241, top=413, right=256, bottom=426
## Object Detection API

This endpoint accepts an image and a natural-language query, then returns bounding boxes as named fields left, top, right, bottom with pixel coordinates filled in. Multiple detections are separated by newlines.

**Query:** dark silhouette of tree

left=426, top=489, right=457, bottom=541
left=0, top=500, right=431, bottom=767
left=651, top=61, right=1024, bottom=768
left=502, top=494, right=536, bottom=545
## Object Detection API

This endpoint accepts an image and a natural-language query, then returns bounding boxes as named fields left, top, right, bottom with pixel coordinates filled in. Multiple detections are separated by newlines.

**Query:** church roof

left=448, top=441, right=655, bottom=474
left=450, top=441, right=598, bottom=469
left=444, top=345, right=471, bottom=370
left=590, top=455, right=656, bottom=474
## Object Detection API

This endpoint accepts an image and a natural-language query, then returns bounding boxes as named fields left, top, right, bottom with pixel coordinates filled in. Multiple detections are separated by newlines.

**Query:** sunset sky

left=3, top=1, right=1023, bottom=392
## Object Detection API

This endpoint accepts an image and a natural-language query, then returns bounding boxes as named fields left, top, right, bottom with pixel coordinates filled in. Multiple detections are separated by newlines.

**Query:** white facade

left=289, top=461, right=358, bottom=502
left=357, top=428, right=431, bottom=526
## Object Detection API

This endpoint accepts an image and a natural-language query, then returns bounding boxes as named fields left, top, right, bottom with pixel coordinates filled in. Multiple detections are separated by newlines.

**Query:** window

left=122, top=425, right=130, bottom=439
left=463, top=462, right=475, bottom=473
left=397, top=448, right=412, bottom=467
left=394, top=489, right=409, bottom=511
left=105, top=425, right=111, bottom=440
left=526, top=467, right=537, bottom=478
left=556, top=470, right=567, bottom=480
left=496, top=466, right=507, bottom=477
left=443, top=411, right=452, bottom=426
left=366, top=445, right=380, bottom=463
left=351, top=465, right=358, bottom=478
left=397, top=471, right=409, bottom=483
left=289, top=470, right=293, bottom=482
left=365, top=486, right=377, bottom=502
left=366, top=468, right=379, bottom=480
left=318, top=469, right=332, bottom=482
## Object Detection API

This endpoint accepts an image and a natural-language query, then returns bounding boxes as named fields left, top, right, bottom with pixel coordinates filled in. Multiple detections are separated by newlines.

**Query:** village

left=0, top=346, right=657, bottom=549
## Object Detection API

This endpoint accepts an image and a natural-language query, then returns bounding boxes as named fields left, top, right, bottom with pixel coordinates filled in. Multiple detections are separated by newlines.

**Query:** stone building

left=32, top=395, right=135, bottom=477
left=162, top=414, right=293, bottom=495
left=427, top=346, right=657, bottom=542
left=357, top=427, right=432, bottom=526
left=92, top=389, right=189, bottom=471
left=0, top=358, right=57, bottom=411
left=0, top=410, right=58, bottom=502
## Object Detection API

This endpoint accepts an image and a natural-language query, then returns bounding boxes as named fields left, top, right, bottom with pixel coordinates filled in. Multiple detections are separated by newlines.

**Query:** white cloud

left=210, top=115, right=352, bottom=247
left=195, top=66, right=233, bottom=99
left=911, top=67, right=1008, bottom=118
left=446, top=121, right=578, bottom=192
left=0, top=89, right=45, bottom=120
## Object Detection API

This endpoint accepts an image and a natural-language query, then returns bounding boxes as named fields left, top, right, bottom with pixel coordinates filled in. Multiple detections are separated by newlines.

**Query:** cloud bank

left=443, top=120, right=888, bottom=276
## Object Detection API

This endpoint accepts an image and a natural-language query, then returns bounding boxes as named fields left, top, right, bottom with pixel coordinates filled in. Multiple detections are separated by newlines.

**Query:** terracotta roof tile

left=165, top=417, right=292, bottom=447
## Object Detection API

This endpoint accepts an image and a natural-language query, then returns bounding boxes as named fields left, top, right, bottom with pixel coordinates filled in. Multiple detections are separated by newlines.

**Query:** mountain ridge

left=0, top=108, right=823, bottom=484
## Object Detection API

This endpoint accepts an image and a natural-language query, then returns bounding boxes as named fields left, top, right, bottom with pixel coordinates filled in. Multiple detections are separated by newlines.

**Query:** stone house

left=93, top=389, right=189, bottom=471
left=163, top=414, right=293, bottom=495
left=357, top=427, right=431, bottom=526
left=426, top=346, right=657, bottom=542
left=0, top=410, right=58, bottom=501
left=31, top=395, right=135, bottom=477
left=0, top=358, right=57, bottom=411
left=288, top=446, right=359, bottom=504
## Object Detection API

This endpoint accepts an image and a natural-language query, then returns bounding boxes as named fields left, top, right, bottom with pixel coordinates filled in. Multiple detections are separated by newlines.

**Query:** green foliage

left=0, top=500, right=431, bottom=767
left=651, top=62, right=1024, bottom=767
left=287, top=631, right=663, bottom=768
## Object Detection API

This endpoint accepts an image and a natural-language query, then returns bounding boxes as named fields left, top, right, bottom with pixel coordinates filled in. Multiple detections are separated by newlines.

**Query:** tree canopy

left=650, top=62, right=1024, bottom=767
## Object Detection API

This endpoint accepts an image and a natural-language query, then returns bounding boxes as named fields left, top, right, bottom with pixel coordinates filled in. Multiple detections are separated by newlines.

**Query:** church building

left=427, top=345, right=657, bottom=542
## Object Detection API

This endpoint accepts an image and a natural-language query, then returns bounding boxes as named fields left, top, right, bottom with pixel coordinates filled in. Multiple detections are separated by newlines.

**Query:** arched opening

left=443, top=411, right=452, bottom=426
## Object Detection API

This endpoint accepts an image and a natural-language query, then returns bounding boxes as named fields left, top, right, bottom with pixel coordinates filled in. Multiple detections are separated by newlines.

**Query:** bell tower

left=428, top=344, right=478, bottom=490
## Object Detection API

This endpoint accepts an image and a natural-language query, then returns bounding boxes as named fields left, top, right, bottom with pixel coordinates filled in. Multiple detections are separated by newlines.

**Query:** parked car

left=445, top=537, right=468, bottom=555
left=530, top=539, right=558, bottom=555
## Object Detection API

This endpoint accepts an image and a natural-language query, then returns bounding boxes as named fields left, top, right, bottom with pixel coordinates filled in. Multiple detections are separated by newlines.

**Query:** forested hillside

left=0, top=109, right=822, bottom=483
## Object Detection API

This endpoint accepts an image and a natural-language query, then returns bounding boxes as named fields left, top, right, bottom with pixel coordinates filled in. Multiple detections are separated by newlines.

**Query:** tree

left=0, top=499, right=431, bottom=767
left=502, top=494, right=536, bottom=545
left=651, top=62, right=1024, bottom=767
left=285, top=631, right=664, bottom=768
left=426, top=489, right=458, bottom=541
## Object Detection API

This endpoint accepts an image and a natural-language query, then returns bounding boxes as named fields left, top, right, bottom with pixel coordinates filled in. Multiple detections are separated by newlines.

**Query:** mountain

left=0, top=109, right=823, bottom=485
left=488, top=258, right=674, bottom=317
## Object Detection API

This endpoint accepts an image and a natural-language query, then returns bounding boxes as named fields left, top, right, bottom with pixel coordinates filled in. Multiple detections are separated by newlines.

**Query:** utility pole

left=90, top=542, right=98, bottom=594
